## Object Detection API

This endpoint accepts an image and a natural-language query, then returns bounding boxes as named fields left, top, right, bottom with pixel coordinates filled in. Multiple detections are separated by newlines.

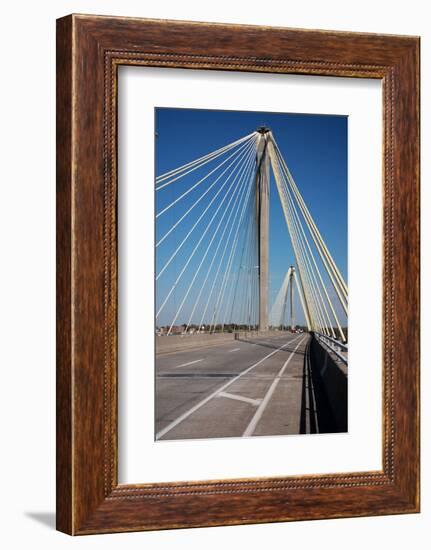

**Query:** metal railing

left=314, top=332, right=348, bottom=366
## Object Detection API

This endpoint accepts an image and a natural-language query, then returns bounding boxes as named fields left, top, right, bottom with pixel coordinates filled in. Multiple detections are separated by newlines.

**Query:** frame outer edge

left=56, top=14, right=74, bottom=535
left=392, top=38, right=420, bottom=510
left=56, top=14, right=420, bottom=535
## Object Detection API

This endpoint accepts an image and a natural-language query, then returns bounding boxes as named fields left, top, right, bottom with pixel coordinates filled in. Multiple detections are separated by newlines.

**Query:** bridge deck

left=155, top=332, right=328, bottom=440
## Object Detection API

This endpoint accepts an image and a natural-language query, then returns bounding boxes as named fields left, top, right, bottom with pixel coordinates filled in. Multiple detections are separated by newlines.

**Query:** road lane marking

left=228, top=348, right=241, bottom=353
left=242, top=336, right=306, bottom=437
left=156, top=334, right=304, bottom=439
left=217, top=391, right=262, bottom=406
left=175, top=359, right=204, bottom=368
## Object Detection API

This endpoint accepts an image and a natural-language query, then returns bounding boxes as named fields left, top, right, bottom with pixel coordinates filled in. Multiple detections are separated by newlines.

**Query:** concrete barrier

left=156, top=332, right=235, bottom=355
left=309, top=335, right=348, bottom=432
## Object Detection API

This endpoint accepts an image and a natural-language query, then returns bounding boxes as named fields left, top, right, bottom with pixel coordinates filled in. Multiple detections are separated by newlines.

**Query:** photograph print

left=154, top=107, right=348, bottom=441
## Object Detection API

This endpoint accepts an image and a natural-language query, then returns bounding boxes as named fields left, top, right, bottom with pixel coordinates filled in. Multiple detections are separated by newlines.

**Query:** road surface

left=155, top=332, right=319, bottom=440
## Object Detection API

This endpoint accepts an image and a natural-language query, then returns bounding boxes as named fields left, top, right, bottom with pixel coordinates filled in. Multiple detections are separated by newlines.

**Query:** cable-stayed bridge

left=155, top=127, right=348, bottom=440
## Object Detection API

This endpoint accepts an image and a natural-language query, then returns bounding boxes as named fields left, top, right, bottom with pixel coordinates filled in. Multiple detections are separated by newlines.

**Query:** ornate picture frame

left=56, top=14, right=420, bottom=534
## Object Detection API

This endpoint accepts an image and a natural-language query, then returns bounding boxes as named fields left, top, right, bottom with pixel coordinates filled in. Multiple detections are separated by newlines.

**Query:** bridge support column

left=256, top=128, right=270, bottom=332
left=290, top=266, right=295, bottom=331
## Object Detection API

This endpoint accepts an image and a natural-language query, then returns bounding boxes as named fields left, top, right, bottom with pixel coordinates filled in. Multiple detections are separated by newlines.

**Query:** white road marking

left=228, top=348, right=241, bottom=353
left=242, top=336, right=306, bottom=437
left=175, top=359, right=204, bottom=368
left=156, top=334, right=304, bottom=439
left=217, top=391, right=262, bottom=406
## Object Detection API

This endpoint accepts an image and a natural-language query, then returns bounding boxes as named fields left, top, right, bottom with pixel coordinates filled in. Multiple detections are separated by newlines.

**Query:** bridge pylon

left=255, top=128, right=270, bottom=331
left=289, top=266, right=295, bottom=331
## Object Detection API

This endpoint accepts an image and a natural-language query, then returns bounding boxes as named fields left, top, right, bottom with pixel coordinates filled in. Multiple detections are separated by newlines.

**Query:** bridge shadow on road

left=300, top=338, right=347, bottom=434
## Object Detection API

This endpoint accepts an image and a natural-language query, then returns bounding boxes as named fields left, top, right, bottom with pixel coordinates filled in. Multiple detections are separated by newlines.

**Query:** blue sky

left=155, top=107, right=347, bottom=328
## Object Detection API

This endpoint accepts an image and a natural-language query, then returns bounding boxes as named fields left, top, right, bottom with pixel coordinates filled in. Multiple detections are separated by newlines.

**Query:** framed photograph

left=56, top=14, right=420, bottom=534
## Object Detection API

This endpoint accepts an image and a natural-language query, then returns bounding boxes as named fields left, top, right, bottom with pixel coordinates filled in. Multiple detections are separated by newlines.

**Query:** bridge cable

left=195, top=145, right=257, bottom=330
left=156, top=137, right=257, bottom=280
left=183, top=144, right=257, bottom=333
left=166, top=143, right=258, bottom=335
left=268, top=136, right=347, bottom=341
left=208, top=154, right=259, bottom=332
left=276, top=154, right=335, bottom=336
left=156, top=135, right=256, bottom=218
left=268, top=145, right=318, bottom=330
left=156, top=139, right=257, bottom=320
left=271, top=139, right=348, bottom=317
left=156, top=132, right=256, bottom=188
left=273, top=139, right=348, bottom=302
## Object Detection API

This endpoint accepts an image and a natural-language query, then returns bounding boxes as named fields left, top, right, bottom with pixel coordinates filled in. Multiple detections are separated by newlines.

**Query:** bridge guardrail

left=314, top=332, right=348, bottom=366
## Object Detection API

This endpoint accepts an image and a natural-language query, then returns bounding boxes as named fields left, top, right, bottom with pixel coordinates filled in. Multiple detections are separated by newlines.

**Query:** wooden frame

left=56, top=14, right=420, bottom=535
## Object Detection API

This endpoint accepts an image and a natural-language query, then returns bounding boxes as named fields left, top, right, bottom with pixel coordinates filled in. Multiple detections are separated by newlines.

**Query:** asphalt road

left=155, top=332, right=316, bottom=440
